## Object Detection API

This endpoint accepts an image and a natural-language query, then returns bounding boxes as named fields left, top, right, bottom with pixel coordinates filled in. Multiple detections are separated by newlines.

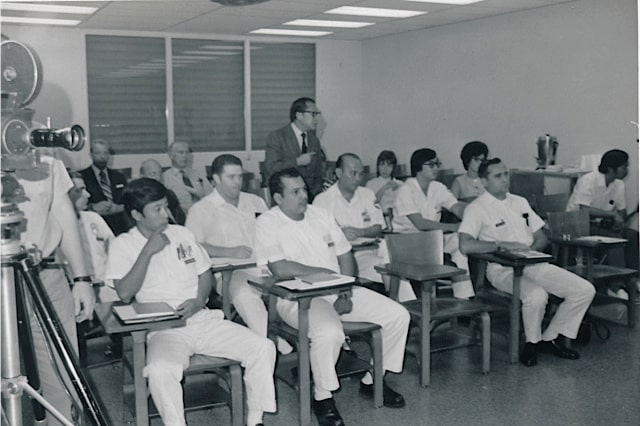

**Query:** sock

left=360, top=372, right=373, bottom=385
left=247, top=409, right=263, bottom=426
left=314, top=388, right=332, bottom=401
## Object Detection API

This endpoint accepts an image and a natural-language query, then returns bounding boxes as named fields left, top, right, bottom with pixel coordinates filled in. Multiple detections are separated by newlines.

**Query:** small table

left=246, top=275, right=353, bottom=426
left=210, top=258, right=256, bottom=319
left=467, top=252, right=552, bottom=363
left=374, top=262, right=466, bottom=386
left=94, top=303, right=185, bottom=426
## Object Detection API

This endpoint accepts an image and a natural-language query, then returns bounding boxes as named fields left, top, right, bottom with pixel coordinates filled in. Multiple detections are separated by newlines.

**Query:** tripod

left=1, top=219, right=108, bottom=425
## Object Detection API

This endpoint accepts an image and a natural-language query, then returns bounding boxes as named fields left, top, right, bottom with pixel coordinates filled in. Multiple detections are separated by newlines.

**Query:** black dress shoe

left=538, top=339, right=580, bottom=360
left=519, top=342, right=538, bottom=367
left=359, top=382, right=406, bottom=408
left=313, top=398, right=345, bottom=426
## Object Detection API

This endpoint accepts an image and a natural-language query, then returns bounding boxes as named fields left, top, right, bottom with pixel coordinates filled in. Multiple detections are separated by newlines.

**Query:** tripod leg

left=19, top=259, right=108, bottom=426
left=14, top=267, right=47, bottom=422
left=1, top=262, right=24, bottom=426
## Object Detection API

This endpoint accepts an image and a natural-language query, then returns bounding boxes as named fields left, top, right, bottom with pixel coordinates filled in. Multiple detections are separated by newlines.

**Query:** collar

left=290, top=122, right=306, bottom=140
left=92, top=164, right=107, bottom=177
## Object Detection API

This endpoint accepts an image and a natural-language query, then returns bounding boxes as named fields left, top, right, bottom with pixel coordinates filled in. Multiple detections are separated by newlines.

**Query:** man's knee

left=311, top=322, right=346, bottom=346
left=144, top=361, right=184, bottom=384
left=522, top=288, right=548, bottom=310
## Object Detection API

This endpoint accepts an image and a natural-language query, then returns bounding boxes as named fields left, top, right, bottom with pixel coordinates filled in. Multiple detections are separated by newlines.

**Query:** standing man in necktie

left=79, top=138, right=129, bottom=235
left=264, top=97, right=325, bottom=200
left=162, top=140, right=213, bottom=214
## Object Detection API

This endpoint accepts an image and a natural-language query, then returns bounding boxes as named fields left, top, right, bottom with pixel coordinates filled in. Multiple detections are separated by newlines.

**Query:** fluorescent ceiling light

left=0, top=3, right=98, bottom=14
left=284, top=19, right=373, bottom=29
left=0, top=16, right=81, bottom=26
left=325, top=6, right=426, bottom=18
left=251, top=29, right=332, bottom=37
left=403, top=0, right=484, bottom=4
left=200, top=45, right=244, bottom=50
left=182, top=50, right=239, bottom=56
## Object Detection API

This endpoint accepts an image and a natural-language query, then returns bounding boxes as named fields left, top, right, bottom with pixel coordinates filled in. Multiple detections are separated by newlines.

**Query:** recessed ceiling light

left=325, top=6, right=426, bottom=18
left=0, top=3, right=98, bottom=14
left=284, top=19, right=374, bottom=29
left=403, top=0, right=484, bottom=4
left=251, top=29, right=332, bottom=37
left=0, top=16, right=81, bottom=26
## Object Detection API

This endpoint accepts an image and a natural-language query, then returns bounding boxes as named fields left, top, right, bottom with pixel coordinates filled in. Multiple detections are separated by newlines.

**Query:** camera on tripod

left=1, top=39, right=85, bottom=175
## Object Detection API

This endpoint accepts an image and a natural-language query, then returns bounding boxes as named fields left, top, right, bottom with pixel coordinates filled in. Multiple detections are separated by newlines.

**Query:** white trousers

left=487, top=263, right=595, bottom=343
left=276, top=287, right=410, bottom=396
left=355, top=240, right=417, bottom=301
left=444, top=233, right=475, bottom=299
left=227, top=269, right=269, bottom=336
left=29, top=268, right=78, bottom=426
left=144, top=309, right=277, bottom=426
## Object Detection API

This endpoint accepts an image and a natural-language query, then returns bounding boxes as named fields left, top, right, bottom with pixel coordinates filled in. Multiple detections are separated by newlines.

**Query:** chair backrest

left=546, top=210, right=590, bottom=238
left=112, top=167, right=132, bottom=181
left=385, top=230, right=444, bottom=265
left=536, top=193, right=569, bottom=216
left=510, top=171, right=544, bottom=211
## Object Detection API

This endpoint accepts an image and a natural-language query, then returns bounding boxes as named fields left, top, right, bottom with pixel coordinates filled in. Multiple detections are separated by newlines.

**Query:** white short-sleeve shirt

left=366, top=176, right=401, bottom=212
left=254, top=205, right=351, bottom=272
left=186, top=189, right=267, bottom=248
left=78, top=211, right=114, bottom=282
left=313, top=184, right=384, bottom=229
left=392, top=178, right=458, bottom=233
left=459, top=192, right=545, bottom=246
left=566, top=171, right=626, bottom=212
left=16, top=156, right=73, bottom=257
left=163, top=167, right=214, bottom=212
left=106, top=225, right=211, bottom=308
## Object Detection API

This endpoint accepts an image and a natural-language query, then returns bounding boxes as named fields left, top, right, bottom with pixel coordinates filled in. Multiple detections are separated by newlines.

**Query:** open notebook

left=494, top=249, right=552, bottom=261
left=112, top=302, right=181, bottom=324
left=277, top=273, right=355, bottom=291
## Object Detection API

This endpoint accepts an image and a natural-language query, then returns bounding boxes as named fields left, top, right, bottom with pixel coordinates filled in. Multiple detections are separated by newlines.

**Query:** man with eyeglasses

left=264, top=97, right=325, bottom=199
left=392, top=148, right=475, bottom=299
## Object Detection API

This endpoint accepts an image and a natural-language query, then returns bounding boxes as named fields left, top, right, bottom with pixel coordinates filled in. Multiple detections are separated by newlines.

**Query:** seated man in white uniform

left=459, top=158, right=595, bottom=367
left=392, top=148, right=475, bottom=299
left=186, top=154, right=270, bottom=336
left=313, top=153, right=416, bottom=301
left=254, top=168, right=410, bottom=426
left=105, top=178, right=276, bottom=426
left=567, top=149, right=639, bottom=297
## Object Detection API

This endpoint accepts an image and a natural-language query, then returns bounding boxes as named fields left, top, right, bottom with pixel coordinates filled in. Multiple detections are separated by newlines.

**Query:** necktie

left=301, top=132, right=308, bottom=154
left=181, top=171, right=199, bottom=202
left=99, top=170, right=113, bottom=202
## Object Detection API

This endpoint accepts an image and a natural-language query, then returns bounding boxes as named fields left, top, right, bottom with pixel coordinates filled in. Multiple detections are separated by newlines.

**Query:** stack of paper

left=112, top=302, right=180, bottom=324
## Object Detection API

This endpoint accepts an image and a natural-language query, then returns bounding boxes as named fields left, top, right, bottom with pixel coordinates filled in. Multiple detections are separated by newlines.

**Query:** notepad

left=296, top=273, right=355, bottom=286
left=574, top=236, right=627, bottom=244
left=494, top=249, right=552, bottom=261
left=112, top=302, right=180, bottom=324
left=210, top=256, right=256, bottom=268
left=350, top=237, right=379, bottom=248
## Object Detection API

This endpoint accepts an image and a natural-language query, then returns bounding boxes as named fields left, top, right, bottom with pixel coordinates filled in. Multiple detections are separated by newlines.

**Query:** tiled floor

left=77, top=301, right=640, bottom=426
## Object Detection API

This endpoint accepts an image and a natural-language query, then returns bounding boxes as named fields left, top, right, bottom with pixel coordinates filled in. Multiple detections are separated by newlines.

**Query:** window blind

left=250, top=43, right=315, bottom=150
left=86, top=35, right=167, bottom=154
left=172, top=39, right=244, bottom=152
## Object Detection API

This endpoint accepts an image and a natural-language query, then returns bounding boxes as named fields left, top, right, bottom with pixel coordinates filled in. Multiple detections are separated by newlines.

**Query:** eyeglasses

left=301, top=110, right=322, bottom=117
left=423, top=160, right=442, bottom=168
left=471, top=156, right=486, bottom=162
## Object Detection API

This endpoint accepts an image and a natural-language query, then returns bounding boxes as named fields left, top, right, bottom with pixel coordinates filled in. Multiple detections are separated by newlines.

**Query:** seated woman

left=366, top=150, right=402, bottom=215
left=451, top=141, right=489, bottom=201
left=68, top=172, right=119, bottom=302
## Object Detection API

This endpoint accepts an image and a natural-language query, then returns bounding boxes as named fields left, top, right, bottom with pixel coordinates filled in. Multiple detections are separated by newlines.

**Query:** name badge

left=177, top=243, right=195, bottom=264
left=323, top=234, right=335, bottom=248
left=362, top=210, right=371, bottom=223
left=495, top=219, right=506, bottom=228
left=115, top=183, right=124, bottom=189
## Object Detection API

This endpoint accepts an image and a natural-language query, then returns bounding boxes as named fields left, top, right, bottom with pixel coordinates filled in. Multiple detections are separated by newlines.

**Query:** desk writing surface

left=467, top=252, right=551, bottom=267
left=375, top=262, right=465, bottom=282
left=510, top=168, right=588, bottom=179
left=246, top=275, right=353, bottom=301
left=95, top=302, right=186, bottom=335
left=210, top=257, right=256, bottom=272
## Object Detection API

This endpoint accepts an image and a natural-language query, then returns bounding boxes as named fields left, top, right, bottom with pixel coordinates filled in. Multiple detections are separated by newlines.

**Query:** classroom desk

left=246, top=275, right=354, bottom=426
left=467, top=252, right=553, bottom=363
left=94, top=302, right=185, bottom=426
left=210, top=257, right=257, bottom=319
left=374, top=262, right=468, bottom=386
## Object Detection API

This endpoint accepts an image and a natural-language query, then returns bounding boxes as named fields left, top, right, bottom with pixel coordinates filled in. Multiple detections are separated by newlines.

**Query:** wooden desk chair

left=121, top=348, right=244, bottom=426
left=510, top=171, right=544, bottom=212
left=384, top=231, right=493, bottom=375
left=112, top=167, right=132, bottom=181
left=534, top=192, right=569, bottom=219
left=547, top=210, right=638, bottom=327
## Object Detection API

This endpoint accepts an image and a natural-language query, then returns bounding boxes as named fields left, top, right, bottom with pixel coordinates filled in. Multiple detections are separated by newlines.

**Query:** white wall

left=362, top=0, right=638, bottom=210
left=1, top=25, right=363, bottom=178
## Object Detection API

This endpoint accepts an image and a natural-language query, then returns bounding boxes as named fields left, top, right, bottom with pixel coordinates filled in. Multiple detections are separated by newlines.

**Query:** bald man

left=162, top=141, right=213, bottom=213
left=140, top=159, right=186, bottom=225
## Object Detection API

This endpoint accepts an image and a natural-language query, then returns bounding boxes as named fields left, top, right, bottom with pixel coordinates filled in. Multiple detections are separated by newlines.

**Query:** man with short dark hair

left=140, top=159, right=185, bottom=225
left=186, top=154, right=271, bottom=339
left=255, top=167, right=410, bottom=426
left=264, top=97, right=325, bottom=199
left=314, top=153, right=415, bottom=300
left=392, top=148, right=475, bottom=299
left=106, top=178, right=276, bottom=426
left=162, top=141, right=213, bottom=213
left=459, top=158, right=595, bottom=367
left=79, top=138, right=129, bottom=234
